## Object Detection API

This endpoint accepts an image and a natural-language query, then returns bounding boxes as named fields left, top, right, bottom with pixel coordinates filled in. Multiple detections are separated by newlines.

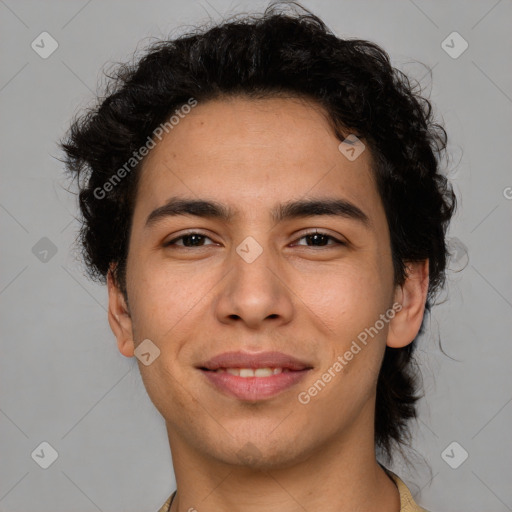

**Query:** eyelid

left=292, top=229, right=347, bottom=246
left=163, top=229, right=347, bottom=248
left=164, top=229, right=217, bottom=246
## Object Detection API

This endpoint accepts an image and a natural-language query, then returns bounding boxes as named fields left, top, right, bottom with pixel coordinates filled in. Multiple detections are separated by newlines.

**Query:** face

left=108, top=96, right=427, bottom=469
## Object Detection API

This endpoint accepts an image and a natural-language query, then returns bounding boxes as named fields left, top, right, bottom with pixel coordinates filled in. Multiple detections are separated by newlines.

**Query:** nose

left=214, top=238, right=294, bottom=330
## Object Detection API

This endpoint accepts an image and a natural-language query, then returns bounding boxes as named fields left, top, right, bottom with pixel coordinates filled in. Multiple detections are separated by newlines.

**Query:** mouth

left=197, top=351, right=313, bottom=401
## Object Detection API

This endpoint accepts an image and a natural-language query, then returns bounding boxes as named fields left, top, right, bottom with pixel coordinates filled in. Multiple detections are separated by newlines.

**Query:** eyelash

left=164, top=230, right=346, bottom=248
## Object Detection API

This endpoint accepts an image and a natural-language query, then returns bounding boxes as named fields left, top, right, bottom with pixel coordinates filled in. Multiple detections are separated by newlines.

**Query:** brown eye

left=294, top=231, right=345, bottom=247
left=165, top=233, right=215, bottom=247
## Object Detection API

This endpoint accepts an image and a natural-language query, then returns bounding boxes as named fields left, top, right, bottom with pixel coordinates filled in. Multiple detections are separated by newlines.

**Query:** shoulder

left=157, top=491, right=175, bottom=512
left=384, top=468, right=431, bottom=512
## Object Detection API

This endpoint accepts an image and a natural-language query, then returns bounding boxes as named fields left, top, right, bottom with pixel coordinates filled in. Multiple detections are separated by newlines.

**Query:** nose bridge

left=215, top=234, right=293, bottom=327
left=232, top=234, right=278, bottom=302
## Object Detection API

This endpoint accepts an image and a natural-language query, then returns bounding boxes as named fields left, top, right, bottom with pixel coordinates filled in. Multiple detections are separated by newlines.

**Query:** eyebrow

left=145, top=196, right=371, bottom=229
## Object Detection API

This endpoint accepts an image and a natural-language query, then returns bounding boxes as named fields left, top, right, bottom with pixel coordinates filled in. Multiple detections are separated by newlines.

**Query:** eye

left=163, top=230, right=345, bottom=249
left=293, top=230, right=346, bottom=247
left=164, top=232, right=216, bottom=248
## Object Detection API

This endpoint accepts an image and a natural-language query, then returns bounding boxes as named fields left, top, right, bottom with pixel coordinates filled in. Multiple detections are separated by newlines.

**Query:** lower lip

left=200, top=369, right=310, bottom=401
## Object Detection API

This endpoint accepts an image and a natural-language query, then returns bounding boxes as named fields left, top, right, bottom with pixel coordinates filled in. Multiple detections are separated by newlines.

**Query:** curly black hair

left=60, top=2, right=456, bottom=465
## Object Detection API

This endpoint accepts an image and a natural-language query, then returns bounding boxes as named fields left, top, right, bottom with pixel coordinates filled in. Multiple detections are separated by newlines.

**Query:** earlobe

left=107, top=265, right=135, bottom=358
left=386, top=260, right=429, bottom=349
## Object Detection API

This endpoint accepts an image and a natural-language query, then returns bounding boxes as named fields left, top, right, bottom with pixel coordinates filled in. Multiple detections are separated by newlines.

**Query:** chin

left=209, top=435, right=313, bottom=471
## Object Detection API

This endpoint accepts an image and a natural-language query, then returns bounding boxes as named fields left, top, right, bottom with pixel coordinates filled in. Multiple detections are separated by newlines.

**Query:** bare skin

left=107, top=96, right=429, bottom=512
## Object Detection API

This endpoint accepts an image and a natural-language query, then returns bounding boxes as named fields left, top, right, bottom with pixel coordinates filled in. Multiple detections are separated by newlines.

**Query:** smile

left=200, top=367, right=311, bottom=401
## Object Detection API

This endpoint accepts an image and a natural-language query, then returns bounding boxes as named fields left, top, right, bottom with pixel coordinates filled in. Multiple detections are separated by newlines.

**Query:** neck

left=166, top=424, right=400, bottom=512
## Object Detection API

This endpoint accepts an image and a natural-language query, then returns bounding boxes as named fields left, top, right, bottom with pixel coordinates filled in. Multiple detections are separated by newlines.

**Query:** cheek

left=293, top=260, right=391, bottom=336
left=127, top=260, right=220, bottom=343
left=126, top=265, right=177, bottom=338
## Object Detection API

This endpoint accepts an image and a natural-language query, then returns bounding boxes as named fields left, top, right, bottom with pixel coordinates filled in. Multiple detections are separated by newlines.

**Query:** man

left=61, top=3, right=456, bottom=511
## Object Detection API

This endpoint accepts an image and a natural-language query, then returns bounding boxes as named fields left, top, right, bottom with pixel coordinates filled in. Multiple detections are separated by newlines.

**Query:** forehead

left=133, top=96, right=382, bottom=224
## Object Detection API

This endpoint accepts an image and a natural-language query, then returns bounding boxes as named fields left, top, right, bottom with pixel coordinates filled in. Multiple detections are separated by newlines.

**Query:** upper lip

left=198, top=351, right=312, bottom=371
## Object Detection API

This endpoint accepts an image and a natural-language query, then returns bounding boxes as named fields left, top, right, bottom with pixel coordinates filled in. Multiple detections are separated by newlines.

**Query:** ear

left=387, top=260, right=429, bottom=348
left=107, top=264, right=135, bottom=358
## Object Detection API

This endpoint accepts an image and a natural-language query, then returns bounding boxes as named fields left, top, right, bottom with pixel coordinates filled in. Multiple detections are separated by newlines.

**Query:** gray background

left=1, top=0, right=511, bottom=511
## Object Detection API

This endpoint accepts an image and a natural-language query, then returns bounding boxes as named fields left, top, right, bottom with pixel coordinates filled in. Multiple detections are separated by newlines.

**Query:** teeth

left=214, top=367, right=287, bottom=377
left=254, top=368, right=273, bottom=377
